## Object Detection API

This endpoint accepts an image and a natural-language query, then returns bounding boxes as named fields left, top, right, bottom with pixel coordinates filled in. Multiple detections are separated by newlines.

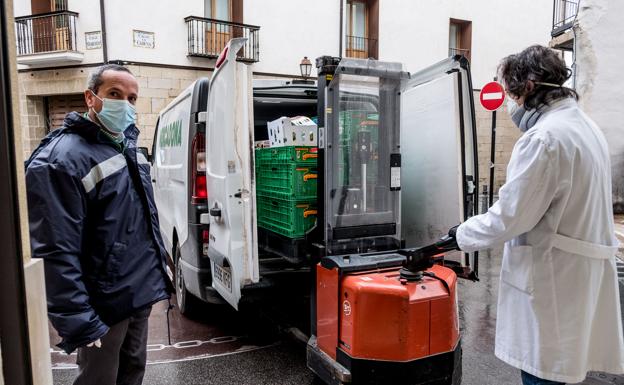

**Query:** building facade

left=549, top=0, right=624, bottom=212
left=14, top=0, right=553, bottom=192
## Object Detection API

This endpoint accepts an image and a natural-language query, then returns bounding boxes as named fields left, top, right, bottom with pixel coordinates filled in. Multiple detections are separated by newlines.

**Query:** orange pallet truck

left=306, top=55, right=479, bottom=385
left=308, top=239, right=464, bottom=385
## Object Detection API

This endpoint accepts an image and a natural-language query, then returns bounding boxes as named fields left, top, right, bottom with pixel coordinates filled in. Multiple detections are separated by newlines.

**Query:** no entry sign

left=479, top=81, right=505, bottom=111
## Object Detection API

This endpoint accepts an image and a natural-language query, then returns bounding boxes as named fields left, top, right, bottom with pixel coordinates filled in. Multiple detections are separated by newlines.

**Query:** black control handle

left=434, top=235, right=459, bottom=253
left=210, top=207, right=221, bottom=217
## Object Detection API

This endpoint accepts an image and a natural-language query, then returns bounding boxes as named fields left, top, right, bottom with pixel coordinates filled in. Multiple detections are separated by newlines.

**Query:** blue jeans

left=521, top=371, right=565, bottom=385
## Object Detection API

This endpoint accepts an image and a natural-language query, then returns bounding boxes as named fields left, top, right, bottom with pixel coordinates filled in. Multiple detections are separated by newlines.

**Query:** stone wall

left=21, top=96, right=46, bottom=158
left=17, top=65, right=213, bottom=156
left=123, top=65, right=213, bottom=149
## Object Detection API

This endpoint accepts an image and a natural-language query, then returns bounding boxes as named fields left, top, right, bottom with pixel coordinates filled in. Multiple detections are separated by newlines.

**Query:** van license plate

left=214, top=264, right=232, bottom=292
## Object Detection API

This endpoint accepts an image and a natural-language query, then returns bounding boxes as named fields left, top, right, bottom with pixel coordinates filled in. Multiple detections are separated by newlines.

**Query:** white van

left=201, top=38, right=479, bottom=310
left=152, top=44, right=319, bottom=312
left=151, top=78, right=216, bottom=313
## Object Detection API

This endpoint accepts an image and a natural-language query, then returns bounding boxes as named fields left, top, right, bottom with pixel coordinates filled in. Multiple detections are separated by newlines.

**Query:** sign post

left=479, top=80, right=505, bottom=208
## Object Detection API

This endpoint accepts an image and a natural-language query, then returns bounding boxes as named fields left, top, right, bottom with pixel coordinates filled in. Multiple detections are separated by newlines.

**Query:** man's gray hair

left=87, top=64, right=133, bottom=93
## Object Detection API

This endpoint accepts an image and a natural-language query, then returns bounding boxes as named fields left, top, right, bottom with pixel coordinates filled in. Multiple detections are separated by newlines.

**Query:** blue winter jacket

left=26, top=112, right=172, bottom=354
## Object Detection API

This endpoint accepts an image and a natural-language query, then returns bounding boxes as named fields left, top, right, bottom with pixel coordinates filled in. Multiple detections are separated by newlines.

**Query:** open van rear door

left=204, top=38, right=258, bottom=308
left=400, top=56, right=479, bottom=280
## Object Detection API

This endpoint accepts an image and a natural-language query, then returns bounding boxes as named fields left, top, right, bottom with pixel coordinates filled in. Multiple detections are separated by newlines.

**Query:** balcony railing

left=15, top=11, right=78, bottom=55
left=552, top=0, right=579, bottom=37
left=185, top=16, right=260, bottom=62
left=345, top=35, right=377, bottom=59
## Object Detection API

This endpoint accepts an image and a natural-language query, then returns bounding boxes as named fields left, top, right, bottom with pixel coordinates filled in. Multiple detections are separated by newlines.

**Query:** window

left=52, top=0, right=67, bottom=11
left=449, top=18, right=472, bottom=62
left=345, top=0, right=378, bottom=59
left=347, top=1, right=366, bottom=38
left=204, top=0, right=231, bottom=21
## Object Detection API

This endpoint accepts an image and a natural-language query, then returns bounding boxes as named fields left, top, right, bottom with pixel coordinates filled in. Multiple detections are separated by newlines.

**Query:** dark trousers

left=73, top=307, right=152, bottom=385
left=521, top=371, right=566, bottom=385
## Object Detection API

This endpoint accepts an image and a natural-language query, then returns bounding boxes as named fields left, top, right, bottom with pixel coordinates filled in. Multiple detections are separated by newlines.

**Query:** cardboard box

left=268, top=116, right=318, bottom=147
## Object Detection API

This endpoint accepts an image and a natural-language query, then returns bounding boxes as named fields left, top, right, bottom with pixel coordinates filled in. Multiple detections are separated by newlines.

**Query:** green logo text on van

left=159, top=119, right=182, bottom=147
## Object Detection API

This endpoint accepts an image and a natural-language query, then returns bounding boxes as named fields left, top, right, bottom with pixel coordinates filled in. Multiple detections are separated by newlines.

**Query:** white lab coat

left=457, top=98, right=624, bottom=383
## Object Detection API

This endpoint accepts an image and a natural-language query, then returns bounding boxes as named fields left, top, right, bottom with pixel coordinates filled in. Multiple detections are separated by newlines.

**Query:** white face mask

left=506, top=98, right=519, bottom=116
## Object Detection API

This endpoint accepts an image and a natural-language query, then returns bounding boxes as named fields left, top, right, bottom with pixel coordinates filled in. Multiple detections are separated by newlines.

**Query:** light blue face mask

left=90, top=90, right=136, bottom=134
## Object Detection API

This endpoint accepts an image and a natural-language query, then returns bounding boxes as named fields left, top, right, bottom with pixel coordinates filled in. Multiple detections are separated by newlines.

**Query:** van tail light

left=192, top=132, right=207, bottom=205
left=194, top=174, right=207, bottom=200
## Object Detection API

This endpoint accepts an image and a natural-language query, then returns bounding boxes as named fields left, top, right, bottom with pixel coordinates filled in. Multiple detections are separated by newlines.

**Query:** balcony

left=552, top=0, right=579, bottom=37
left=550, top=0, right=578, bottom=50
left=345, top=35, right=378, bottom=59
left=15, top=11, right=83, bottom=66
left=185, top=16, right=260, bottom=63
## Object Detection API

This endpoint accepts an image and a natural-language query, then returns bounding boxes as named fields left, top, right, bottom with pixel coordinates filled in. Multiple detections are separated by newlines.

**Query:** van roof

left=158, top=78, right=317, bottom=118
left=253, top=80, right=316, bottom=99
left=252, top=79, right=316, bottom=88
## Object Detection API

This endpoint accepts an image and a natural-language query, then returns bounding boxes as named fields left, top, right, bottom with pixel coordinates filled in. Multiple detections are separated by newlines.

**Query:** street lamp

left=300, top=56, right=312, bottom=80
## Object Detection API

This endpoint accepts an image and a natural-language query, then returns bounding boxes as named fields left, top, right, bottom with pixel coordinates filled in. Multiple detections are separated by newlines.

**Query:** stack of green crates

left=255, top=146, right=318, bottom=238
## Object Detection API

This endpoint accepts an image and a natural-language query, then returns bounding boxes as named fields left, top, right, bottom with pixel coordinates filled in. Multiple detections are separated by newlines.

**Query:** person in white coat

left=452, top=45, right=624, bottom=384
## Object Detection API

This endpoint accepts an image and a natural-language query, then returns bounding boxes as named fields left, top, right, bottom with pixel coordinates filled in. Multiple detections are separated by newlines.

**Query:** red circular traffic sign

left=479, top=81, right=506, bottom=111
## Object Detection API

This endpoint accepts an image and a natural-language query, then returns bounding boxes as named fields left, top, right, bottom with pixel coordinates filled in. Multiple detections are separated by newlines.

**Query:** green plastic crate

left=255, top=146, right=318, bottom=164
left=256, top=163, right=317, bottom=198
left=256, top=195, right=317, bottom=238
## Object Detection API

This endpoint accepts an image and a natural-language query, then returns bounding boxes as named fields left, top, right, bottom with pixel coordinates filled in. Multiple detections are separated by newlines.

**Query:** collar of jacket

left=63, top=111, right=139, bottom=150
left=522, top=97, right=577, bottom=134
left=539, top=97, right=578, bottom=117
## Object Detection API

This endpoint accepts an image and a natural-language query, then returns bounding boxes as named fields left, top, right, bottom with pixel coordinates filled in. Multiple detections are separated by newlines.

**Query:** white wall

left=245, top=0, right=341, bottom=77
left=379, top=0, right=553, bottom=87
left=13, top=0, right=553, bottom=84
left=12, top=0, right=30, bottom=17
left=67, top=0, right=104, bottom=64
left=104, top=0, right=342, bottom=76
left=575, top=0, right=624, bottom=210
left=104, top=0, right=205, bottom=66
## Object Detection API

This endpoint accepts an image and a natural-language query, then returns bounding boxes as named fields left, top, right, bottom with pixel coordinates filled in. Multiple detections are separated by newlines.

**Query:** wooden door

left=204, top=0, right=232, bottom=55
left=31, top=0, right=69, bottom=53
left=346, top=0, right=368, bottom=59
left=47, top=94, right=87, bottom=132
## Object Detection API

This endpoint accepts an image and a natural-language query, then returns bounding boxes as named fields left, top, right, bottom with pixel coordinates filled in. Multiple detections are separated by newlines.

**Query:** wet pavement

left=51, top=247, right=624, bottom=385
left=49, top=300, right=275, bottom=369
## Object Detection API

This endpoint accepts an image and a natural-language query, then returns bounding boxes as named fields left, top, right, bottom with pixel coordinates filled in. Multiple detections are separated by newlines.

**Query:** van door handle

left=210, top=207, right=221, bottom=217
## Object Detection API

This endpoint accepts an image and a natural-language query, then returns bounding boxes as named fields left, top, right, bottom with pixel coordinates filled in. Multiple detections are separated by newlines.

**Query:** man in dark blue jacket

left=26, top=64, right=172, bottom=385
